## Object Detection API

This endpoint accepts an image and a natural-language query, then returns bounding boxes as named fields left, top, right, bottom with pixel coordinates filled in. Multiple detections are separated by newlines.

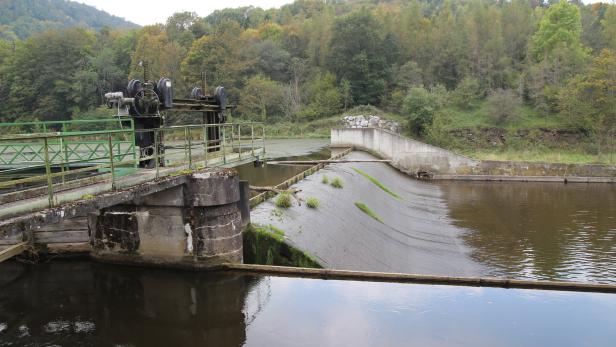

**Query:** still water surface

left=1, top=261, right=615, bottom=347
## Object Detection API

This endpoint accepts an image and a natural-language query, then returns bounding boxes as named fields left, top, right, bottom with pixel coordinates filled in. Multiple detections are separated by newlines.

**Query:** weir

left=331, top=127, right=616, bottom=181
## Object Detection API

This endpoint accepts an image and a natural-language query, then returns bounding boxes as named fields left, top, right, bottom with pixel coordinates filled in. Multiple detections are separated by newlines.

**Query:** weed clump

left=275, top=192, right=293, bottom=208
left=321, top=175, right=330, bottom=184
left=306, top=197, right=320, bottom=209
left=355, top=201, right=383, bottom=222
left=352, top=167, right=402, bottom=200
left=330, top=177, right=344, bottom=188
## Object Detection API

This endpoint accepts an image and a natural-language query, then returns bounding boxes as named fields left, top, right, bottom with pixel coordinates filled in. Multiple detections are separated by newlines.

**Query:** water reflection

left=0, top=261, right=255, bottom=346
left=440, top=181, right=616, bottom=283
left=236, top=147, right=330, bottom=193
left=1, top=261, right=616, bottom=347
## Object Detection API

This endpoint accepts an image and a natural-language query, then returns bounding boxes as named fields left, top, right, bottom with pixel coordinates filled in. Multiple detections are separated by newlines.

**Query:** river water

left=1, top=261, right=616, bottom=347
left=2, top=139, right=616, bottom=346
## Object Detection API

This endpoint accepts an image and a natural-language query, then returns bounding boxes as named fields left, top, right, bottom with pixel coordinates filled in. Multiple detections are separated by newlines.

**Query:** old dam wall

left=331, top=127, right=616, bottom=182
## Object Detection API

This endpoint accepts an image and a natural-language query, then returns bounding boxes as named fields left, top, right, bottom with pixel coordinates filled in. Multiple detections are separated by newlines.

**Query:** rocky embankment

left=342, top=114, right=400, bottom=133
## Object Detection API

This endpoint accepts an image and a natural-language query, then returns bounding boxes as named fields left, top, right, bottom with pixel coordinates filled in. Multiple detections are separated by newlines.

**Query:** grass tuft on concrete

left=354, top=202, right=383, bottom=223
left=306, top=197, right=320, bottom=209
left=321, top=175, right=329, bottom=184
left=352, top=167, right=402, bottom=200
left=330, top=177, right=344, bottom=188
left=275, top=193, right=293, bottom=208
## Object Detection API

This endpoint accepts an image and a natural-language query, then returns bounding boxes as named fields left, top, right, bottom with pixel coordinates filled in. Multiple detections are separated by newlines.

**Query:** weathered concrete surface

left=331, top=128, right=616, bottom=180
left=90, top=169, right=243, bottom=266
left=251, top=151, right=483, bottom=276
left=331, top=127, right=479, bottom=175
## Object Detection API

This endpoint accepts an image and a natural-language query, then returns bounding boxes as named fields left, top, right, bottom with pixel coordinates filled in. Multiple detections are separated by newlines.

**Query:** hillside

left=0, top=0, right=138, bottom=39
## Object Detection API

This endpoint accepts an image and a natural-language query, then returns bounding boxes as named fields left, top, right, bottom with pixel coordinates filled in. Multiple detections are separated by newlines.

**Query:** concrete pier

left=89, top=169, right=247, bottom=267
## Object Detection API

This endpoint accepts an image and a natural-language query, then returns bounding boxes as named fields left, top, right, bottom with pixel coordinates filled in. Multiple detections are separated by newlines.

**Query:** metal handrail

left=0, top=121, right=265, bottom=210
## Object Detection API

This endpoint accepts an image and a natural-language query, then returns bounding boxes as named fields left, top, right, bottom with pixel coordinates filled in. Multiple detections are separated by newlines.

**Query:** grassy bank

left=252, top=103, right=616, bottom=165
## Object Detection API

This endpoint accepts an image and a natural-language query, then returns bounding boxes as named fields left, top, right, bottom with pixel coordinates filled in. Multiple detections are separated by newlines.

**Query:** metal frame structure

left=0, top=121, right=265, bottom=210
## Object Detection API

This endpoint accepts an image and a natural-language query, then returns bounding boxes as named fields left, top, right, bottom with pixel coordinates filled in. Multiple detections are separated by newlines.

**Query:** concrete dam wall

left=331, top=128, right=616, bottom=181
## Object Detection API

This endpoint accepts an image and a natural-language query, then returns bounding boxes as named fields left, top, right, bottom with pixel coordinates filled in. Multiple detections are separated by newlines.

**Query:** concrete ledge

left=432, top=175, right=616, bottom=183
left=331, top=127, right=616, bottom=182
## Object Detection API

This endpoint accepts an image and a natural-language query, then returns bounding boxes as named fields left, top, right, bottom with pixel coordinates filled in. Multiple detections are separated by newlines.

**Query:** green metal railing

left=0, top=121, right=265, bottom=210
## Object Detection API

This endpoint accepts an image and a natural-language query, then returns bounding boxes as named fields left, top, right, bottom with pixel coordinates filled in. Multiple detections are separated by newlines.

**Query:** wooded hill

left=0, top=0, right=137, bottom=40
left=0, top=0, right=615, bottom=162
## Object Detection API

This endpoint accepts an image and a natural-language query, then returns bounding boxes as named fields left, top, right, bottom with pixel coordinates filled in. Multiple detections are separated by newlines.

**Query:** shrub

left=330, top=177, right=344, bottom=188
left=452, top=77, right=483, bottom=109
left=275, top=193, right=293, bottom=208
left=306, top=197, right=320, bottom=209
left=403, top=87, right=442, bottom=136
left=321, top=175, right=329, bottom=184
left=487, top=89, right=522, bottom=124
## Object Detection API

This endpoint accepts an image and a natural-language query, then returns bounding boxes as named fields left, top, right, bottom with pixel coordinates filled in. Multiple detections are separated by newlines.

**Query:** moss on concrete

left=352, top=167, right=402, bottom=200
left=354, top=202, right=383, bottom=223
left=243, top=224, right=322, bottom=268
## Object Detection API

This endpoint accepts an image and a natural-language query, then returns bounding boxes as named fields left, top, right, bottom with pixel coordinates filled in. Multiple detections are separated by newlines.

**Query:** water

left=1, top=261, right=615, bottom=347
left=251, top=150, right=616, bottom=283
left=439, top=181, right=616, bottom=282
left=236, top=139, right=330, bottom=190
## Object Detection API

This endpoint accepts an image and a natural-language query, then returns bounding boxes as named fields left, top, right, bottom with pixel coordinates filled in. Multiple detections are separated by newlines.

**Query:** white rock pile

left=341, top=114, right=400, bottom=133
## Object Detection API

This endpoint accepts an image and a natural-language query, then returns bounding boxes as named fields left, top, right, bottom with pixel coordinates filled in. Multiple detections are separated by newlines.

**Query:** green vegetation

left=352, top=168, right=402, bottom=200
left=321, top=175, right=329, bottom=184
left=0, top=1, right=615, bottom=164
left=81, top=194, right=95, bottom=200
left=275, top=193, right=293, bottom=208
left=354, top=202, right=383, bottom=223
left=243, top=224, right=321, bottom=268
left=306, top=197, right=320, bottom=209
left=0, top=0, right=137, bottom=40
left=330, top=177, right=344, bottom=189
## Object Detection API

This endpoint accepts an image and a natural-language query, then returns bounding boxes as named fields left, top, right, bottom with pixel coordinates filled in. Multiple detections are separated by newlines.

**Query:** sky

left=75, top=0, right=296, bottom=26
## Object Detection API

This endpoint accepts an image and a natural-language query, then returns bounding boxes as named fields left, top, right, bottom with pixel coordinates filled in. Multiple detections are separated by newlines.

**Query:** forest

left=0, top=0, right=615, bottom=163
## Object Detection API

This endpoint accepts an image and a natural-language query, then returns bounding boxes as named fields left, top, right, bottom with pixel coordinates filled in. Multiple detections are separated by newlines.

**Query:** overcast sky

left=76, top=0, right=609, bottom=26
left=75, top=0, right=296, bottom=26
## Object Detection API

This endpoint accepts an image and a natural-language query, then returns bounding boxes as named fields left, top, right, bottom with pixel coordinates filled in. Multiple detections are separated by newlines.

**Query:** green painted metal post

left=107, top=133, right=116, bottom=190
left=262, top=124, right=266, bottom=155
left=238, top=124, right=241, bottom=160
left=154, top=129, right=160, bottom=179
left=43, top=137, right=54, bottom=208
left=251, top=124, right=255, bottom=156
left=222, top=124, right=227, bottom=164
left=187, top=127, right=193, bottom=169
left=229, top=124, right=235, bottom=160
left=203, top=124, right=208, bottom=167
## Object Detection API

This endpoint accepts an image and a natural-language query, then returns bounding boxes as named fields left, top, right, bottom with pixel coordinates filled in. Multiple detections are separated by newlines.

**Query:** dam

left=2, top=133, right=616, bottom=346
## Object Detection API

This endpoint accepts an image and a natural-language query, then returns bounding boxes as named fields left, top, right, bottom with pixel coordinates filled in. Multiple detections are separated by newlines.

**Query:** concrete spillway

left=251, top=151, right=483, bottom=276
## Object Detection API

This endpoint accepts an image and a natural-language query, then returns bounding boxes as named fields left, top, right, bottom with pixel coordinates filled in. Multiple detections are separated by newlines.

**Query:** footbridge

left=0, top=119, right=264, bottom=265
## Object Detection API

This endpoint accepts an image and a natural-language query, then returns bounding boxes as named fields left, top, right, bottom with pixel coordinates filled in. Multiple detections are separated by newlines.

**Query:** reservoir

left=1, top=261, right=615, bottom=347
left=2, top=140, right=616, bottom=346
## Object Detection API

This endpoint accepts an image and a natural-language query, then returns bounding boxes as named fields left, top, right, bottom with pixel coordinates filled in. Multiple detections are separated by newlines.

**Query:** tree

left=4, top=28, right=95, bottom=121
left=527, top=0, right=589, bottom=111
left=602, top=5, right=616, bottom=50
left=299, top=72, right=342, bottom=120
left=403, top=87, right=443, bottom=136
left=181, top=21, right=251, bottom=99
left=452, top=77, right=483, bottom=110
left=559, top=49, right=616, bottom=153
left=326, top=10, right=393, bottom=106
left=237, top=75, right=284, bottom=122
